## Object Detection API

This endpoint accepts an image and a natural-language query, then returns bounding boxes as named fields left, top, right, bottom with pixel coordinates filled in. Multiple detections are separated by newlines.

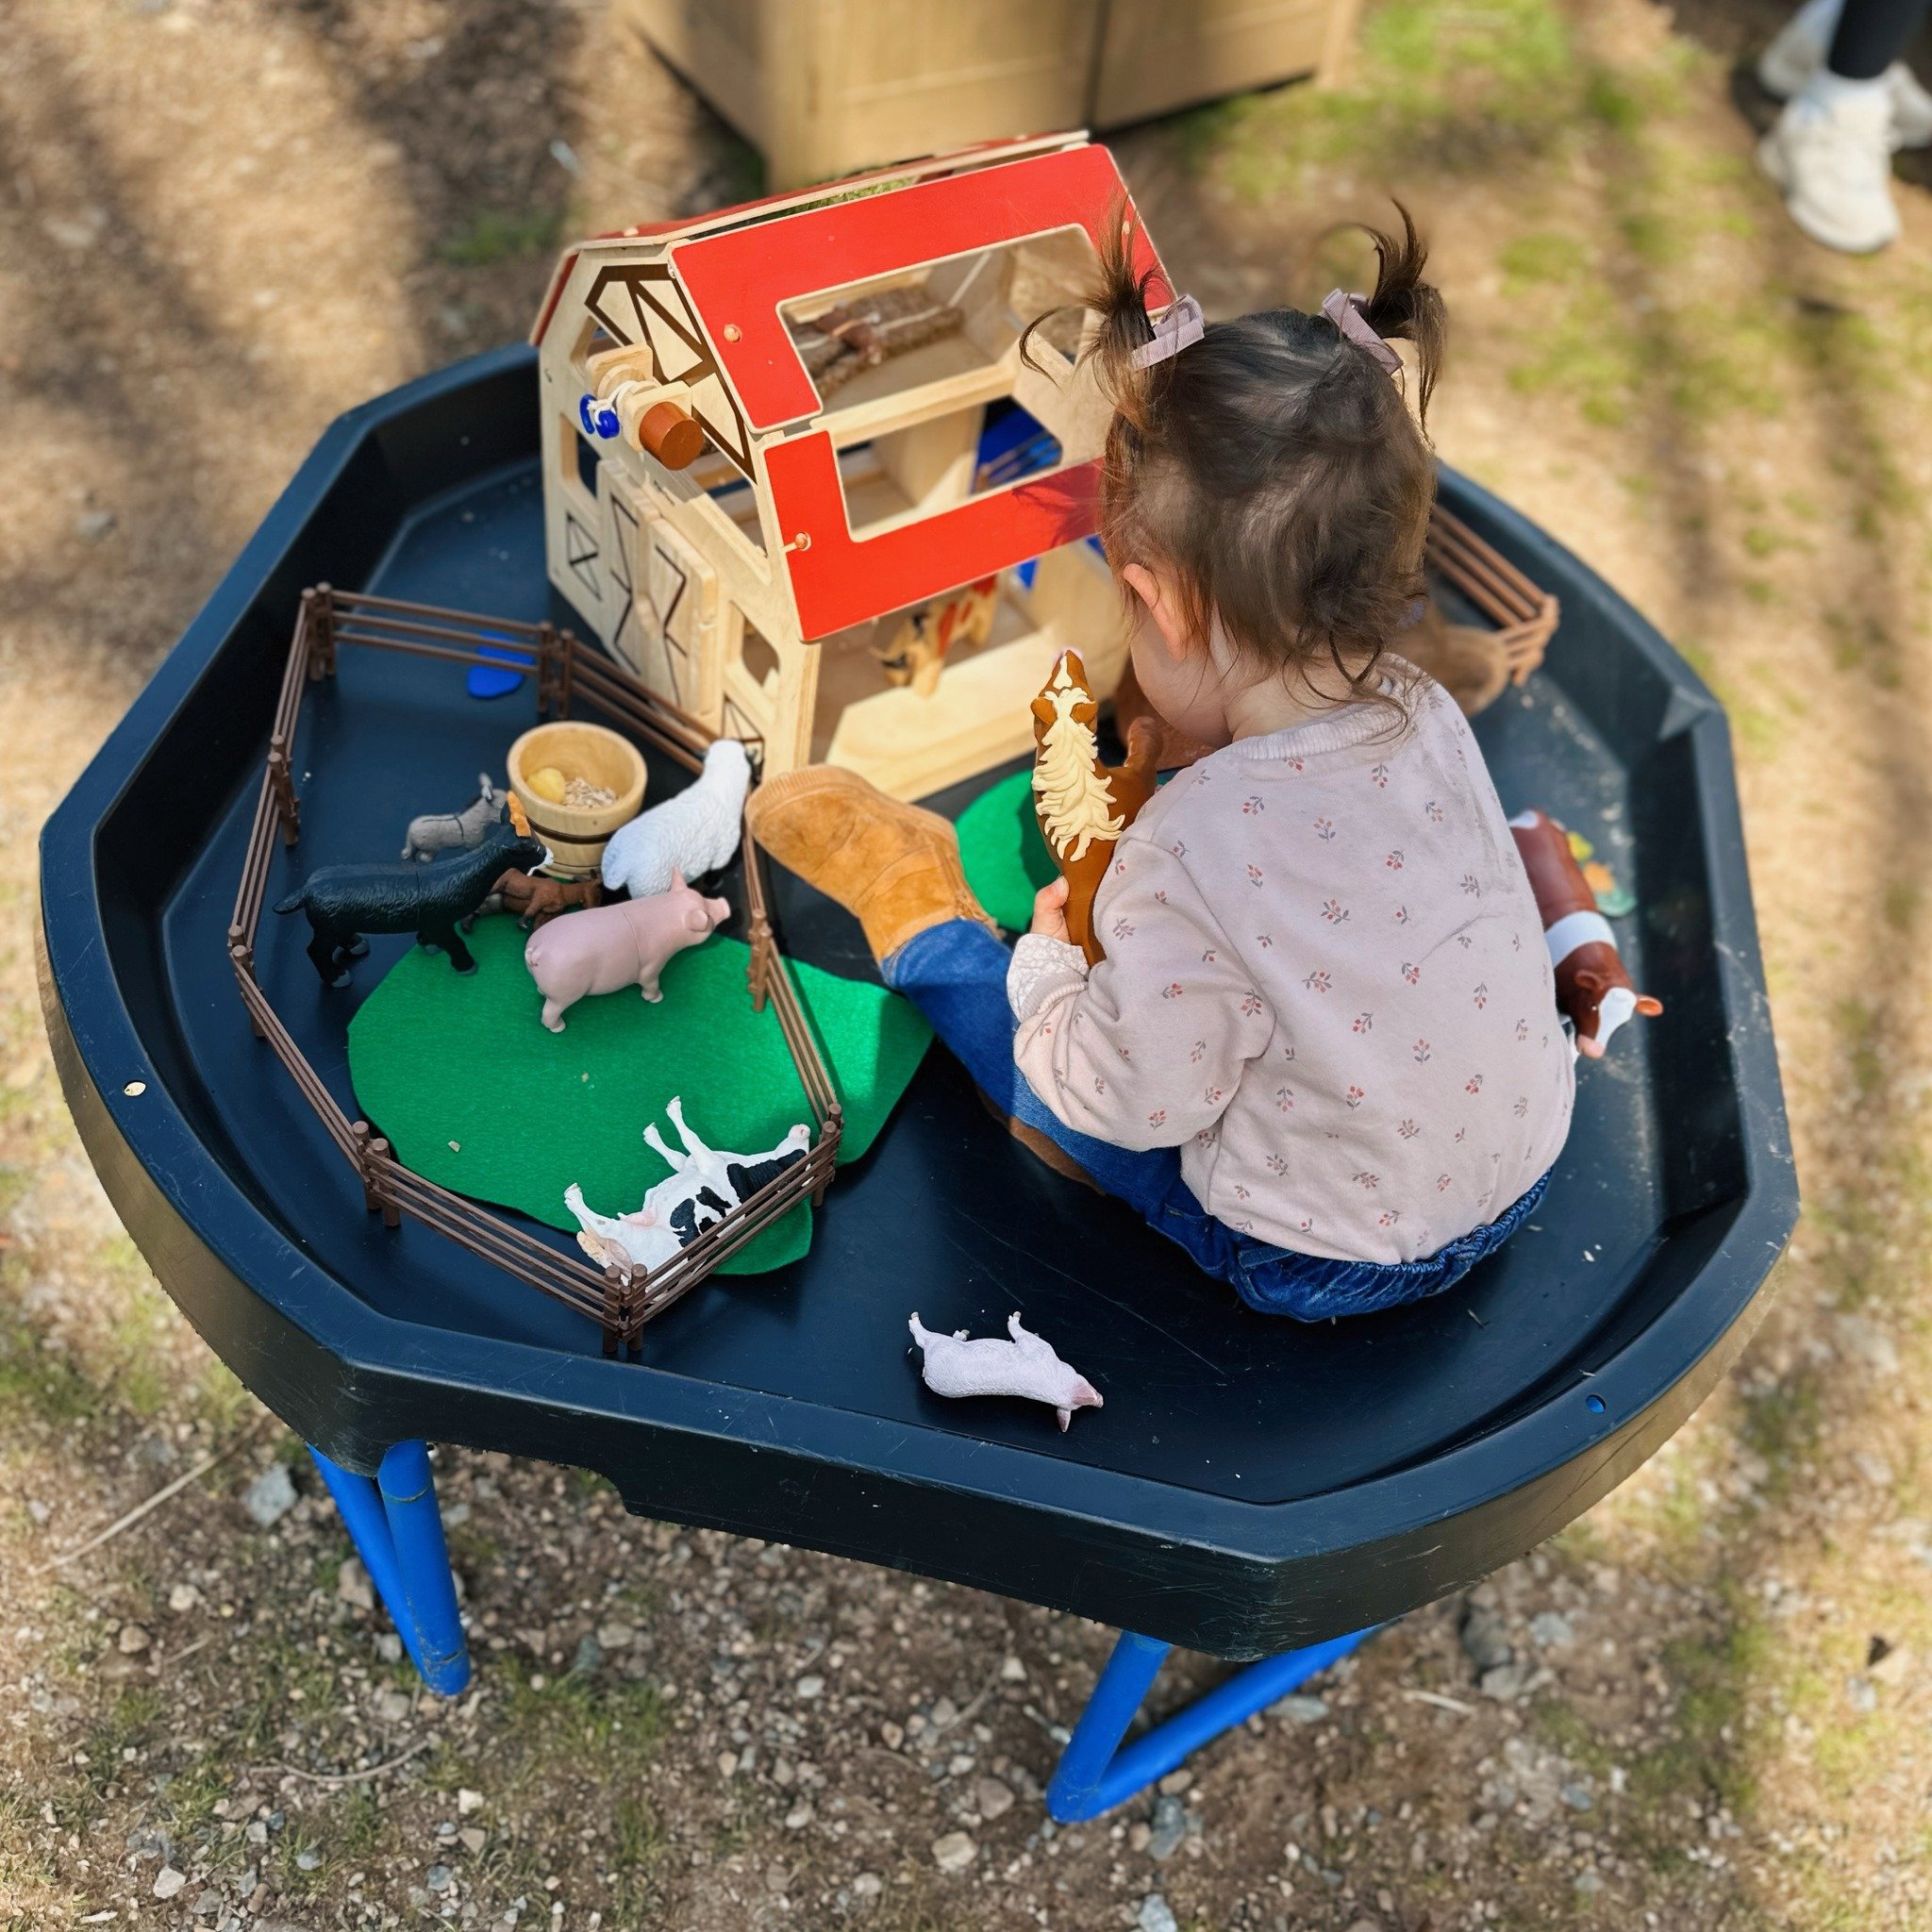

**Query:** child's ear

left=1121, top=563, right=1193, bottom=664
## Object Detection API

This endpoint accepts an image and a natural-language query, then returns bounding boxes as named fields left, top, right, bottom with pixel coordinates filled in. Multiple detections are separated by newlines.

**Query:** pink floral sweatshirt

left=1006, top=671, right=1574, bottom=1265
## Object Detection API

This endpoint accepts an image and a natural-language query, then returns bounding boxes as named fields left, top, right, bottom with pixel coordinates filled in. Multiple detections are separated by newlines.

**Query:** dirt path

left=4, top=3, right=1931, bottom=1928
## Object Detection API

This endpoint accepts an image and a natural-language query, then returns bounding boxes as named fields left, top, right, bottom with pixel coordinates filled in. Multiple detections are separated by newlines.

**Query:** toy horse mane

left=1033, top=657, right=1124, bottom=863
left=1029, top=650, right=1160, bottom=966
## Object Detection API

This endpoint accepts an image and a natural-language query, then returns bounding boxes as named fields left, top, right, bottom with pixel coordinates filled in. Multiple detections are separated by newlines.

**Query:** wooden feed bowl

left=508, top=721, right=647, bottom=878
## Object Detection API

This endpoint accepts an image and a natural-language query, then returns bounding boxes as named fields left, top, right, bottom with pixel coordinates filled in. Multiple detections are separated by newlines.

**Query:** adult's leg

left=1828, top=0, right=1929, bottom=77
left=1758, top=0, right=1930, bottom=248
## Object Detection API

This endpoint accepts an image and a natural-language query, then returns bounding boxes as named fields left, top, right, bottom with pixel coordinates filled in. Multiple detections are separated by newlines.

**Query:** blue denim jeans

left=882, top=917, right=1548, bottom=1322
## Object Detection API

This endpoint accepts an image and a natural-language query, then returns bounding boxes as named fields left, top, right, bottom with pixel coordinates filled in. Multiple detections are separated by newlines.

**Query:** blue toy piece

left=578, top=392, right=620, bottom=441
left=1044, top=1626, right=1376, bottom=1822
left=466, top=637, right=535, bottom=700
left=309, top=1440, right=470, bottom=1698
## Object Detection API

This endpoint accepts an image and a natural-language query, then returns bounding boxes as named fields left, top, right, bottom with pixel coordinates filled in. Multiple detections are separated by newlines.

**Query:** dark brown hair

left=1025, top=203, right=1446, bottom=708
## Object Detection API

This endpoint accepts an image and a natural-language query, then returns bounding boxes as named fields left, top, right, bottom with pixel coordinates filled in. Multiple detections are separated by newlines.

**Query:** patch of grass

left=194, top=1358, right=253, bottom=1432
left=567, top=1465, right=611, bottom=1503
left=606, top=1797, right=668, bottom=1922
left=1741, top=525, right=1804, bottom=559
left=1628, top=1594, right=1766, bottom=1819
left=1188, top=0, right=1600, bottom=197
left=97, top=1237, right=176, bottom=1418
left=1499, top=232, right=1590, bottom=292
left=159, top=1750, right=232, bottom=1836
left=275, top=1820, right=325, bottom=1899
left=75, top=1687, right=165, bottom=1801
left=499, top=1658, right=667, bottom=1766
left=1532, top=1695, right=1617, bottom=1779
left=1833, top=997, right=1884, bottom=1101
left=0, top=1785, right=58, bottom=1896
left=438, top=207, right=564, bottom=267
left=0, top=1162, right=33, bottom=1221
left=1738, top=1377, right=1821, bottom=1499
left=0, top=1301, right=95, bottom=1430
left=319, top=1783, right=387, bottom=1870
left=1731, top=702, right=1784, bottom=760
left=232, top=1628, right=339, bottom=1755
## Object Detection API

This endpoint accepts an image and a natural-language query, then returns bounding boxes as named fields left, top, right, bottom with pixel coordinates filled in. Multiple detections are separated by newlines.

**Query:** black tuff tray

left=40, top=346, right=1795, bottom=1657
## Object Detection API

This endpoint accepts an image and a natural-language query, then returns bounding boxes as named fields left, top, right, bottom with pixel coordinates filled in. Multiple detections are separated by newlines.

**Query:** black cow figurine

left=276, top=801, right=550, bottom=987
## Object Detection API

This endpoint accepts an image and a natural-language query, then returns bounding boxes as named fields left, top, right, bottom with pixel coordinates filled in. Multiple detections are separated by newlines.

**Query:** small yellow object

left=1566, top=829, right=1594, bottom=863
left=527, top=765, right=568, bottom=804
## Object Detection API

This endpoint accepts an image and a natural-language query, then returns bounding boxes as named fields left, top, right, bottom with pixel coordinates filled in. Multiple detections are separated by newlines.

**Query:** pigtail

left=1020, top=198, right=1163, bottom=431
left=1352, top=201, right=1445, bottom=426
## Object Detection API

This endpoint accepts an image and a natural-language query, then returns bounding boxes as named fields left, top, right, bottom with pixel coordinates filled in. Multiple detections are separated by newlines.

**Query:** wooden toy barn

left=530, top=133, right=1166, bottom=799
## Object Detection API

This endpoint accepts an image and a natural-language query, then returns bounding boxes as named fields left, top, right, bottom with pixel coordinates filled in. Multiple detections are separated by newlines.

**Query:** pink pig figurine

left=524, top=869, right=729, bottom=1032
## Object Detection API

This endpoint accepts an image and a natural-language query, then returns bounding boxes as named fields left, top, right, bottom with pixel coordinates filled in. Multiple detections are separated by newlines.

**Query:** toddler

left=749, top=209, right=1574, bottom=1321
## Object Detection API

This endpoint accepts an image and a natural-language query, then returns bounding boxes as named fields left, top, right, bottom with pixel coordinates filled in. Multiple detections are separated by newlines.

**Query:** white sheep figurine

left=908, top=1311, right=1104, bottom=1431
left=601, top=739, right=751, bottom=899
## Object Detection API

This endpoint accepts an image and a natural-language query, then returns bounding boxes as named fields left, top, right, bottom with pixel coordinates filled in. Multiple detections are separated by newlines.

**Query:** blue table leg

left=310, top=1441, right=472, bottom=1698
left=1046, top=1624, right=1376, bottom=1822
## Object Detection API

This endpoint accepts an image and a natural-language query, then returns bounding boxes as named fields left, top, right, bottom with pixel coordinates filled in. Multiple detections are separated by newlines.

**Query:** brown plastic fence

left=1425, top=505, right=1560, bottom=685
left=227, top=587, right=844, bottom=1357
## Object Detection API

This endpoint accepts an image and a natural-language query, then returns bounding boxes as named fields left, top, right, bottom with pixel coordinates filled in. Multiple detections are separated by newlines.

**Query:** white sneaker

left=1758, top=84, right=1902, bottom=252
left=1757, top=11, right=1932, bottom=148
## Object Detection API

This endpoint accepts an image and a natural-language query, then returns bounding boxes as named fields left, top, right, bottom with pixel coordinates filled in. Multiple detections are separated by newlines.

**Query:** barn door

left=607, top=484, right=721, bottom=723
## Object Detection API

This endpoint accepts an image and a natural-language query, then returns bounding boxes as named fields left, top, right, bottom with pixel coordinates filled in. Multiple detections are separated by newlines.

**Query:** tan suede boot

left=747, top=765, right=1098, bottom=1189
left=746, top=764, right=998, bottom=965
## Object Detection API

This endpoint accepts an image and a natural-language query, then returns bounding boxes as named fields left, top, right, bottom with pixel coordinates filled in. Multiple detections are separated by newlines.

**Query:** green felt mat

left=956, top=769, right=1055, bottom=932
left=345, top=919, right=931, bottom=1274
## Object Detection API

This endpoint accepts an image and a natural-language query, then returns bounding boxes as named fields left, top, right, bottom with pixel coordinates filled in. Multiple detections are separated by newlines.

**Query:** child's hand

left=1029, top=876, right=1072, bottom=944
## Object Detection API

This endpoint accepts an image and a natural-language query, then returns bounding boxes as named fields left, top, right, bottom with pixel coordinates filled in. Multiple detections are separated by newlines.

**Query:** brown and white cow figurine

left=1030, top=650, right=1161, bottom=966
left=1508, top=808, right=1661, bottom=1058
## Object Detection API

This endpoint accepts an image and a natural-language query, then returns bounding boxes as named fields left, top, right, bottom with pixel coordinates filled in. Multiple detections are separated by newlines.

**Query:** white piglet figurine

left=908, top=1312, right=1104, bottom=1431
left=601, top=739, right=752, bottom=900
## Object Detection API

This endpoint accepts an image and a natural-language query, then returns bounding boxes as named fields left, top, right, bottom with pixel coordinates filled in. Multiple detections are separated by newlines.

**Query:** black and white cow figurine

left=563, top=1097, right=810, bottom=1277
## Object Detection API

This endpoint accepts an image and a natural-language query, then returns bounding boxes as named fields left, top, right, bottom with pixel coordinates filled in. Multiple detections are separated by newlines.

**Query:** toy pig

left=1508, top=809, right=1661, bottom=1059
left=908, top=1311, right=1104, bottom=1432
left=524, top=870, right=729, bottom=1032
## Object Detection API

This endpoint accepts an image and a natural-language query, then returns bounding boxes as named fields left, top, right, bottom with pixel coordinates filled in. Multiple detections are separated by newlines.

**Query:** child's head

left=1036, top=205, right=1445, bottom=745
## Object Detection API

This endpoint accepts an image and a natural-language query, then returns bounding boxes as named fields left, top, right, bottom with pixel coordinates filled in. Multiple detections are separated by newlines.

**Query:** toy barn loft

left=531, top=133, right=1166, bottom=800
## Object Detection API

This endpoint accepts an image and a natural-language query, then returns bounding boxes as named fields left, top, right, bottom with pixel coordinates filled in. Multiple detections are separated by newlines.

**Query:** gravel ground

left=6, top=2, right=1932, bottom=1928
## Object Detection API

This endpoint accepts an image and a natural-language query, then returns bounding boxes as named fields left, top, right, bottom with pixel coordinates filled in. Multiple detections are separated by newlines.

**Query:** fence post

left=747, top=906, right=775, bottom=1014
left=268, top=741, right=300, bottom=845
left=353, top=1123, right=401, bottom=1228
left=228, top=935, right=265, bottom=1037
left=306, top=583, right=338, bottom=681
left=601, top=1262, right=626, bottom=1359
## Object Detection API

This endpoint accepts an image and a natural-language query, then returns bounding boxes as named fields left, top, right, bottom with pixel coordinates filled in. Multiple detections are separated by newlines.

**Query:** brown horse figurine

left=1508, top=808, right=1661, bottom=1058
left=465, top=867, right=603, bottom=932
left=1030, top=650, right=1161, bottom=966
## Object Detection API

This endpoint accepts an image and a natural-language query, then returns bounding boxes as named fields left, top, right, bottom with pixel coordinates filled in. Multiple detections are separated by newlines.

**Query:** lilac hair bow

left=1131, top=293, right=1205, bottom=369
left=1322, top=288, right=1403, bottom=376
